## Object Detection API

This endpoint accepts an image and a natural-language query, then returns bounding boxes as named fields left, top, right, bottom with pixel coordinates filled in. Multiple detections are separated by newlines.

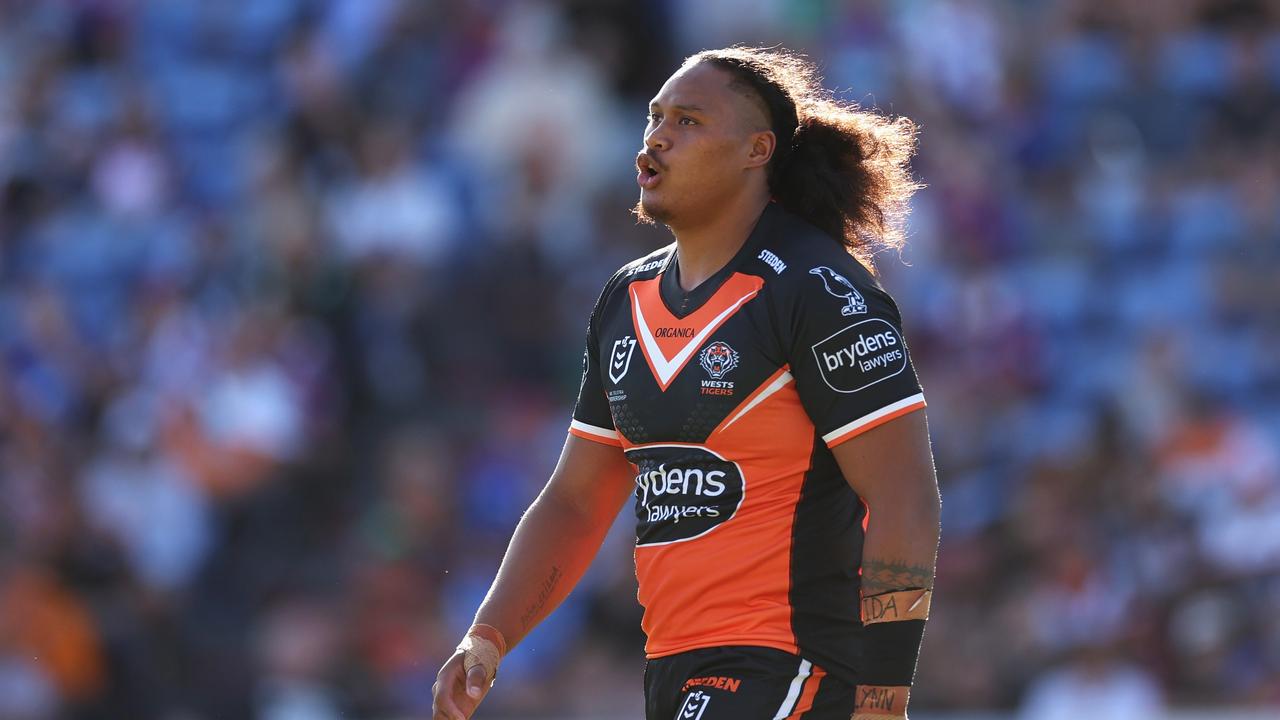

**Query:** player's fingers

left=433, top=684, right=468, bottom=720
left=465, top=662, right=491, bottom=699
left=432, top=657, right=470, bottom=720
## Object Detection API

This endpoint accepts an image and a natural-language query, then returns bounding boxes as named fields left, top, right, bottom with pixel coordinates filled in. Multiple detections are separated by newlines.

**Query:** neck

left=669, top=188, right=770, bottom=292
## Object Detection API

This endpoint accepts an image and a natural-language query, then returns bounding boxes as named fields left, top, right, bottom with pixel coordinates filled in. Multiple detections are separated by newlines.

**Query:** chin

left=634, top=195, right=674, bottom=226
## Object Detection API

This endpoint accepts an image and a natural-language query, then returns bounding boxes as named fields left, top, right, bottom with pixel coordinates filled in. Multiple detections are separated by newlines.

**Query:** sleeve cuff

left=823, top=394, right=926, bottom=448
left=569, top=419, right=623, bottom=447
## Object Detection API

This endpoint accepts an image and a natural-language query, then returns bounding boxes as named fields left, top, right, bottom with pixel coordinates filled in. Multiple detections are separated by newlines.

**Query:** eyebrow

left=648, top=102, right=706, bottom=114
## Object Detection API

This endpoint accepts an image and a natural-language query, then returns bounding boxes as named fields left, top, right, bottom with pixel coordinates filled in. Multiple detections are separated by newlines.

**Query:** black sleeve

left=569, top=276, right=623, bottom=447
left=787, top=263, right=926, bottom=448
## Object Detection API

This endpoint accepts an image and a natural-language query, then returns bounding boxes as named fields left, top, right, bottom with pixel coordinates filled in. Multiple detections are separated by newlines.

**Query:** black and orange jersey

left=569, top=204, right=926, bottom=687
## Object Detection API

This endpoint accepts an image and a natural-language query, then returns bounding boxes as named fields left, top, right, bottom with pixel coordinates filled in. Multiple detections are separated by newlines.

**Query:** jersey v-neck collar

left=658, top=204, right=777, bottom=319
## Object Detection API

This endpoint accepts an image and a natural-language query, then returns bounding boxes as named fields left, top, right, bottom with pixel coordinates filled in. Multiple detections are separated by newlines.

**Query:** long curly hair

left=688, top=46, right=923, bottom=272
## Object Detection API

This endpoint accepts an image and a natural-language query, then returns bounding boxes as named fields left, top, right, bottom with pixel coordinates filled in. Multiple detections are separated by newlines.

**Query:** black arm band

left=860, top=619, right=926, bottom=687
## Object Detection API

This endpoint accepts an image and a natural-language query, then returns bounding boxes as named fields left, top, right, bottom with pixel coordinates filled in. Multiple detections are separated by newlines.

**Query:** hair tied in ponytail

left=690, top=46, right=922, bottom=273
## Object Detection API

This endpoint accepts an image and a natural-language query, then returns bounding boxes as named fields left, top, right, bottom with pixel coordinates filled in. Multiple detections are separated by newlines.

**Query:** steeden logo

left=758, top=248, right=787, bottom=274
left=682, top=675, right=742, bottom=693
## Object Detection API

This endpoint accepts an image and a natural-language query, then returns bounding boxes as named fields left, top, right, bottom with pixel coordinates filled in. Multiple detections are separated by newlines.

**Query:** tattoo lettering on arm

left=853, top=684, right=909, bottom=718
left=519, top=565, right=563, bottom=631
left=860, top=559, right=933, bottom=596
left=857, top=685, right=902, bottom=712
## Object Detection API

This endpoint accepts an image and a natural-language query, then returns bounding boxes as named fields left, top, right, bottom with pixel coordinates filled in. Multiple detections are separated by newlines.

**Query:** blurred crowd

left=1, top=0, right=1278, bottom=718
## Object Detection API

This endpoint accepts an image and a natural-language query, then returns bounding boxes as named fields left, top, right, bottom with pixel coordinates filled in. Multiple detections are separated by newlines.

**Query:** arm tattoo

left=860, top=559, right=934, bottom=596
left=519, top=565, right=562, bottom=631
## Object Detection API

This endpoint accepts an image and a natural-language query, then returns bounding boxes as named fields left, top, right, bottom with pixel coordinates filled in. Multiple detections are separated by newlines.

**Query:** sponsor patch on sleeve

left=810, top=318, right=908, bottom=393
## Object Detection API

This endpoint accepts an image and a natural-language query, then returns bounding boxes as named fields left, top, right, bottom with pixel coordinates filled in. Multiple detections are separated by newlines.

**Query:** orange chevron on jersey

left=629, top=272, right=764, bottom=391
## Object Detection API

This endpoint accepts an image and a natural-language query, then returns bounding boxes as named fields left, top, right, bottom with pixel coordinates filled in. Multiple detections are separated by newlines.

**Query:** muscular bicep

left=831, top=409, right=939, bottom=594
left=830, top=408, right=936, bottom=504
left=540, top=434, right=636, bottom=524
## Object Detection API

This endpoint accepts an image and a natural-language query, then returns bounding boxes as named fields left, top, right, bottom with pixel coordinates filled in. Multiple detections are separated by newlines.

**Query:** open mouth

left=636, top=154, right=663, bottom=189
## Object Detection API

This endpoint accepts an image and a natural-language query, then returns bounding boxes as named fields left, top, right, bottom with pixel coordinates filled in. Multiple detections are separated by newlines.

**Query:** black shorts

left=643, top=646, right=856, bottom=720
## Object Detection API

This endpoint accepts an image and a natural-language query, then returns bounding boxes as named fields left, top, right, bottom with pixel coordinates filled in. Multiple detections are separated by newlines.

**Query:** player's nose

left=644, top=128, right=670, bottom=152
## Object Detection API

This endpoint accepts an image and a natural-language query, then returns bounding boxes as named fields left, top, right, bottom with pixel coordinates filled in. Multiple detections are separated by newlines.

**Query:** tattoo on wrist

left=855, top=684, right=910, bottom=716
left=520, top=565, right=562, bottom=630
left=860, top=559, right=933, bottom=596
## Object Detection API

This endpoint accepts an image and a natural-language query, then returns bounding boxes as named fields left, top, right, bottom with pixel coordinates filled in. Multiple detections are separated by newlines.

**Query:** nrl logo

left=698, top=341, right=739, bottom=380
left=678, top=690, right=712, bottom=720
left=609, top=336, right=637, bottom=384
left=810, top=265, right=868, bottom=316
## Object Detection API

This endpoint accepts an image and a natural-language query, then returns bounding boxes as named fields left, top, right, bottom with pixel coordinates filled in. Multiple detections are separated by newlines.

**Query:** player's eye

left=647, top=112, right=661, bottom=123
left=679, top=116, right=697, bottom=126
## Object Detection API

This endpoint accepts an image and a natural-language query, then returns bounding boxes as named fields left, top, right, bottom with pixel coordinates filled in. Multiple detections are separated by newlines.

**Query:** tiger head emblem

left=698, top=341, right=740, bottom=381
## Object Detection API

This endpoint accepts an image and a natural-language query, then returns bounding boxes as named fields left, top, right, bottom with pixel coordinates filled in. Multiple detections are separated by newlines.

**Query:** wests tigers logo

left=698, top=341, right=739, bottom=381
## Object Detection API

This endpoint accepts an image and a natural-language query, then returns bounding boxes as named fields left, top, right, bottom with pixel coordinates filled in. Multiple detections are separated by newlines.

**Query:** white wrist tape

left=457, top=624, right=506, bottom=684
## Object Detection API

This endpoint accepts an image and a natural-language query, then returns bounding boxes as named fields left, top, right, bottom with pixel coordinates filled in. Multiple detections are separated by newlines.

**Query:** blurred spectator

left=1017, top=646, right=1165, bottom=720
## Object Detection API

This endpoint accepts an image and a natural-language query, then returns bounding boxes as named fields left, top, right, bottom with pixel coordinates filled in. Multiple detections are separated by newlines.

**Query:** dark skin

left=433, top=61, right=940, bottom=720
left=635, top=60, right=776, bottom=290
left=432, top=435, right=634, bottom=720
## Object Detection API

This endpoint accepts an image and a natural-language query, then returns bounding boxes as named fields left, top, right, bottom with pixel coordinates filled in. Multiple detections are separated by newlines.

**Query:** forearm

left=859, top=493, right=940, bottom=596
left=473, top=486, right=616, bottom=649
left=854, top=488, right=940, bottom=718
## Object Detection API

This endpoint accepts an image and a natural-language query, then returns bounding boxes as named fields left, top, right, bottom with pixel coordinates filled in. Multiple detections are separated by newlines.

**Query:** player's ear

left=745, top=130, right=775, bottom=170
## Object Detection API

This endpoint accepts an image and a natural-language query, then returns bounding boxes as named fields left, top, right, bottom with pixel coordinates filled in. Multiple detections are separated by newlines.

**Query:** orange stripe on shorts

left=786, top=665, right=826, bottom=719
